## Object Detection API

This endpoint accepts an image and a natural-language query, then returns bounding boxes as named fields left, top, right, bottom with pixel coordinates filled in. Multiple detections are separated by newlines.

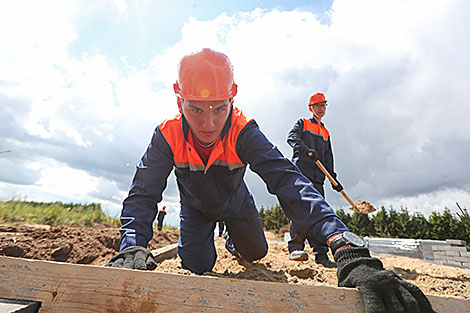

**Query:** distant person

left=286, top=92, right=343, bottom=268
left=106, top=48, right=435, bottom=313
left=217, top=220, right=225, bottom=237
left=157, top=206, right=167, bottom=231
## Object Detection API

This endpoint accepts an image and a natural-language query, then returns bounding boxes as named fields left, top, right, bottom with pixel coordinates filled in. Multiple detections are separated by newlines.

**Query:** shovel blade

left=349, top=200, right=376, bottom=214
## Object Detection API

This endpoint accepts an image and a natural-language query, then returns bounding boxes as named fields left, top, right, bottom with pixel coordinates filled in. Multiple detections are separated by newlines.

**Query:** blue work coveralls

left=287, top=117, right=336, bottom=184
left=119, top=107, right=348, bottom=274
left=287, top=117, right=338, bottom=255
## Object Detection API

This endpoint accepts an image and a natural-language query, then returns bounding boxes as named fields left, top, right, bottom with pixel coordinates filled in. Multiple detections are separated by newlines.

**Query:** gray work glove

left=331, top=180, right=344, bottom=192
left=105, top=246, right=157, bottom=270
left=335, top=247, right=435, bottom=313
left=307, top=149, right=319, bottom=162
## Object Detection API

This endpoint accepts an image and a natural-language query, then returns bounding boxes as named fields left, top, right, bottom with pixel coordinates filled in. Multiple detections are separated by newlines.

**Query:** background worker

left=286, top=92, right=343, bottom=268
left=217, top=220, right=225, bottom=237
left=157, top=205, right=167, bottom=231
left=106, top=48, right=434, bottom=313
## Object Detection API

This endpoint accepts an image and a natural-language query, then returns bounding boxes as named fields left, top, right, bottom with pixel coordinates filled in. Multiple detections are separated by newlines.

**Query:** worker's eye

left=214, top=106, right=226, bottom=113
left=191, top=107, right=202, bottom=113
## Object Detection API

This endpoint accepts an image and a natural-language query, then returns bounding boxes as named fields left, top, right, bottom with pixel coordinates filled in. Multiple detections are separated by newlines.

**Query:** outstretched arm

left=238, top=121, right=347, bottom=244
left=239, top=121, right=435, bottom=313
left=120, top=126, right=174, bottom=251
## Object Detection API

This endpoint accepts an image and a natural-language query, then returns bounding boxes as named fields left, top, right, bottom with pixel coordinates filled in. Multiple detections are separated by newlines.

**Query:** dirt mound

left=156, top=236, right=470, bottom=299
left=0, top=224, right=179, bottom=265
left=1, top=224, right=469, bottom=299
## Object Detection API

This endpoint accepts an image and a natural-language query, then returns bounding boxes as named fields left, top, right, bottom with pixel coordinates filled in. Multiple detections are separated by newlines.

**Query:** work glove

left=335, top=247, right=435, bottom=313
left=307, top=149, right=319, bottom=162
left=105, top=246, right=157, bottom=270
left=331, top=180, right=344, bottom=192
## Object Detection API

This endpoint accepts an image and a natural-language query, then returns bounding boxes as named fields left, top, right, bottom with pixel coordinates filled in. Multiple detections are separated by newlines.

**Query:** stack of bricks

left=430, top=239, right=470, bottom=268
left=363, top=237, right=470, bottom=269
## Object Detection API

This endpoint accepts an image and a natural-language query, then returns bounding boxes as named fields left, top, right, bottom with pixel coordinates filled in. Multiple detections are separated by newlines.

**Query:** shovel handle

left=314, top=160, right=357, bottom=209
left=315, top=160, right=338, bottom=186
left=340, top=190, right=356, bottom=208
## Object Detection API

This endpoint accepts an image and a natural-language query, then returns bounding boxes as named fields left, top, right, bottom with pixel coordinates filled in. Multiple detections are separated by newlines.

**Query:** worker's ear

left=177, top=97, right=183, bottom=113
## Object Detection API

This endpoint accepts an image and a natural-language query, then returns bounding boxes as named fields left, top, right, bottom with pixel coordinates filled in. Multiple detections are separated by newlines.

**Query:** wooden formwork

left=0, top=255, right=469, bottom=313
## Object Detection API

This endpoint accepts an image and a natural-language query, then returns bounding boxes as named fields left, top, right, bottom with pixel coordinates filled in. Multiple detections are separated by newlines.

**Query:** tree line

left=259, top=204, right=470, bottom=242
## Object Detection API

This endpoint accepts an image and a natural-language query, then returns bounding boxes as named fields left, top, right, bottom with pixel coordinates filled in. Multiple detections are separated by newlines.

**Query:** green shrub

left=259, top=203, right=289, bottom=231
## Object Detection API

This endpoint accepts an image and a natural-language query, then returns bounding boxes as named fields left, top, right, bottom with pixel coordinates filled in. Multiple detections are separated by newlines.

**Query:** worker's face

left=180, top=99, right=232, bottom=144
left=309, top=102, right=327, bottom=119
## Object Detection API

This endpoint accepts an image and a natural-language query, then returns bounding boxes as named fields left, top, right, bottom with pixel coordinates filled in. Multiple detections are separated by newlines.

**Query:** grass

left=0, top=200, right=120, bottom=227
left=0, top=199, right=180, bottom=230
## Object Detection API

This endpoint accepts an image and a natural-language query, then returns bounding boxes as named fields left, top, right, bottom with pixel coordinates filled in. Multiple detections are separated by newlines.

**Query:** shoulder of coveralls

left=234, top=108, right=281, bottom=164
left=159, top=113, right=182, bottom=131
left=158, top=114, right=183, bottom=143
left=301, top=117, right=330, bottom=140
left=300, top=117, right=310, bottom=125
left=295, top=118, right=305, bottom=127
left=227, top=106, right=255, bottom=142
left=231, top=106, right=253, bottom=127
left=221, top=106, right=255, bottom=164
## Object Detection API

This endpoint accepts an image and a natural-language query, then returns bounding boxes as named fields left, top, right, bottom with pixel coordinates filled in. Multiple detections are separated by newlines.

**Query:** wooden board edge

left=0, top=256, right=469, bottom=313
left=150, top=243, right=178, bottom=263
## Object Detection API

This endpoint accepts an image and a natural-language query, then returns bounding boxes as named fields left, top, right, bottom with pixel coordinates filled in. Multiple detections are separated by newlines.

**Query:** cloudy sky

left=1, top=0, right=469, bottom=227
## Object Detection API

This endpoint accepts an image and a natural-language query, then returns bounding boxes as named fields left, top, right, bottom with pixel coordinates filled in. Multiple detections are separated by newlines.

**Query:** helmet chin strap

left=312, top=110, right=322, bottom=121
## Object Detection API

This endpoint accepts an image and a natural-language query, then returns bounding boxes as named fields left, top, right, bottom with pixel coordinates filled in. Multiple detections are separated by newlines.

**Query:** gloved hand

left=335, top=247, right=435, bottom=313
left=307, top=149, right=319, bottom=162
left=105, top=246, right=157, bottom=270
left=331, top=180, right=343, bottom=192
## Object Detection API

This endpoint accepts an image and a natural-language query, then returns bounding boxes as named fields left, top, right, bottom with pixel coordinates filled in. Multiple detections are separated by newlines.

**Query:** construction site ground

left=0, top=223, right=469, bottom=300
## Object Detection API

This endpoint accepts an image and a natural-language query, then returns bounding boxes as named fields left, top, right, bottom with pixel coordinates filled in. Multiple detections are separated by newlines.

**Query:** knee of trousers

left=178, top=246, right=216, bottom=274
left=240, top=241, right=268, bottom=262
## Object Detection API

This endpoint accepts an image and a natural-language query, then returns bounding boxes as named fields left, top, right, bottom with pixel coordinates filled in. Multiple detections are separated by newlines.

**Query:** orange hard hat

left=308, top=92, right=327, bottom=106
left=173, top=48, right=237, bottom=101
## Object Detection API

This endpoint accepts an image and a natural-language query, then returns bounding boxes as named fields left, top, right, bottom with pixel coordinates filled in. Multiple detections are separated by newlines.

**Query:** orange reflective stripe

left=205, top=107, right=249, bottom=171
left=301, top=118, right=330, bottom=141
left=160, top=114, right=205, bottom=171
left=160, top=108, right=250, bottom=172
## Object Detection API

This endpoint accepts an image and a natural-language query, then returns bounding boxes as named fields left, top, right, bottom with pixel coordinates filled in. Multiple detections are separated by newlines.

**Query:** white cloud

left=114, top=0, right=128, bottom=21
left=166, top=0, right=470, bottom=216
left=0, top=0, right=469, bottom=228
left=35, top=159, right=99, bottom=196
left=377, top=188, right=470, bottom=216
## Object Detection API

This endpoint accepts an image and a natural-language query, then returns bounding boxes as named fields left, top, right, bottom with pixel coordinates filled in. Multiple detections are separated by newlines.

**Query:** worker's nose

left=202, top=111, right=215, bottom=128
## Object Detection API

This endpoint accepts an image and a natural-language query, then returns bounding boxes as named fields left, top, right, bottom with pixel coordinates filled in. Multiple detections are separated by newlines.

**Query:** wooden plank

left=0, top=256, right=468, bottom=313
left=150, top=243, right=178, bottom=263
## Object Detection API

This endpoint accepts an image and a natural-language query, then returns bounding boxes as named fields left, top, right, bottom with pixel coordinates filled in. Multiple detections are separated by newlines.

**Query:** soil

left=1, top=224, right=469, bottom=300
left=0, top=223, right=179, bottom=266
left=350, top=200, right=376, bottom=214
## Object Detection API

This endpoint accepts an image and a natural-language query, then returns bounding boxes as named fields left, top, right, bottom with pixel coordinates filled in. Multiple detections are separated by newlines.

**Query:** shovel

left=314, top=159, right=376, bottom=214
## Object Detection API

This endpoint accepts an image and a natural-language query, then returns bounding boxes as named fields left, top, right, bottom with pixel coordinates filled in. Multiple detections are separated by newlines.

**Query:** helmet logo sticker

left=200, top=89, right=210, bottom=98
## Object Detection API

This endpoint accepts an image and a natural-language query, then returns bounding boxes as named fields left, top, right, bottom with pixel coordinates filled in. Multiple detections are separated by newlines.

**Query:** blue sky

left=1, top=0, right=469, bottom=227
left=70, top=1, right=333, bottom=68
